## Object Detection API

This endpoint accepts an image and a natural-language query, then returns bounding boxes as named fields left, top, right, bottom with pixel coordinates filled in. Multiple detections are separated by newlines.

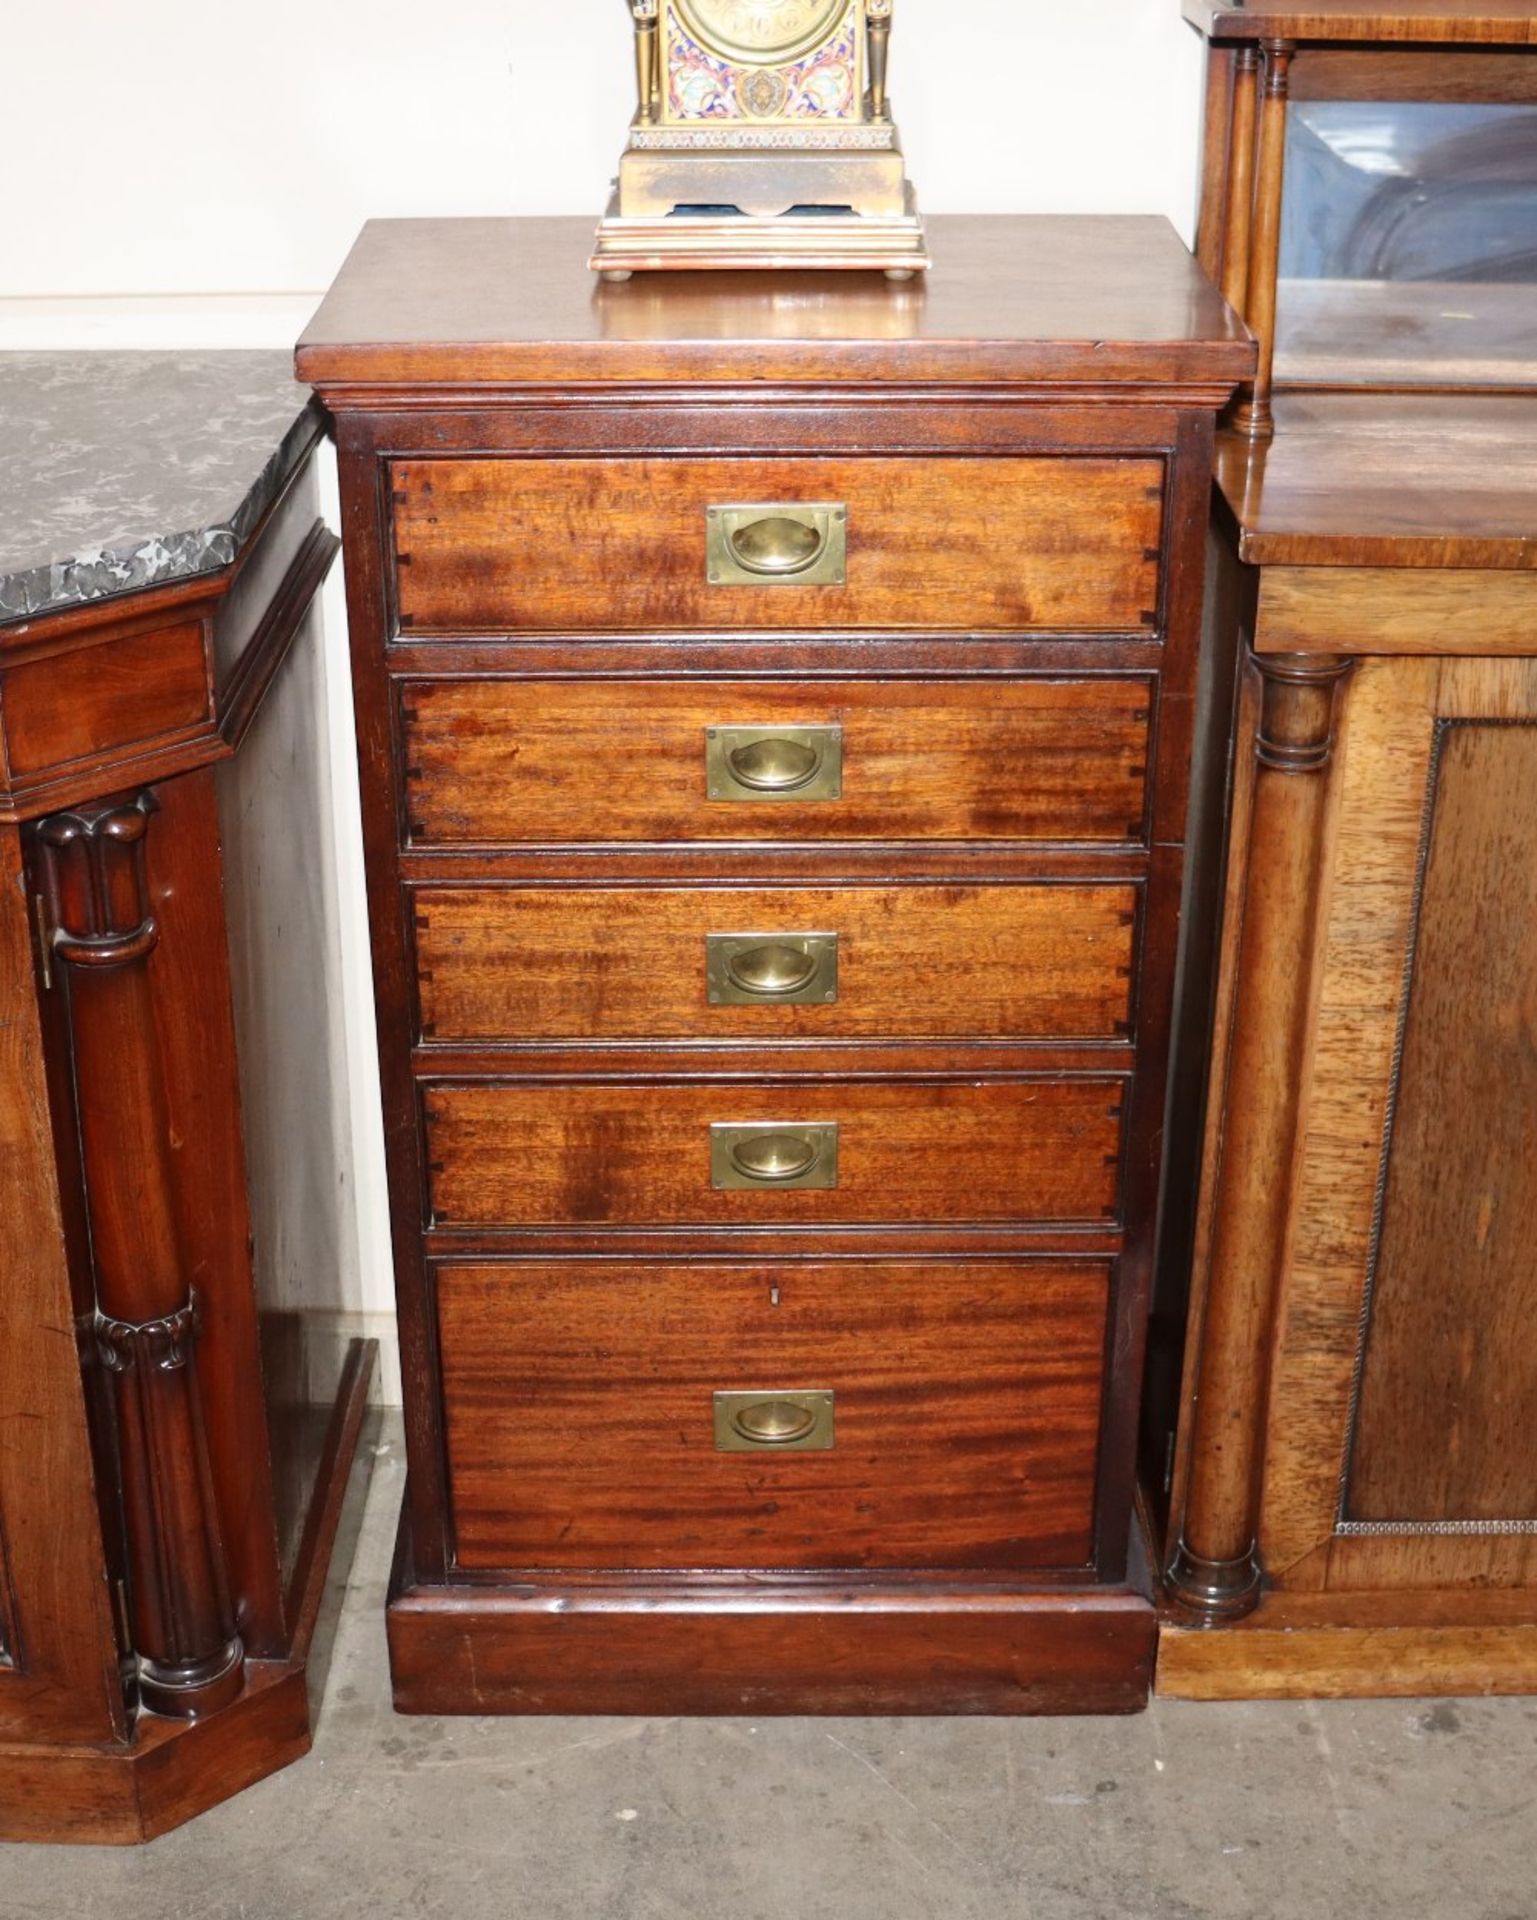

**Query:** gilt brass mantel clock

left=591, top=0, right=929, bottom=278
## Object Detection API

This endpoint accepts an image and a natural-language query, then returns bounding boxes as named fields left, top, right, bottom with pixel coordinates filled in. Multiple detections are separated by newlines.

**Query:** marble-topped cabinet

left=0, top=353, right=374, bottom=1842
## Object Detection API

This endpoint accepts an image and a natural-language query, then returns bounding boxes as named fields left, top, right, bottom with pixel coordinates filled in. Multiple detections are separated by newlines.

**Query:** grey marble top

left=0, top=351, right=323, bottom=626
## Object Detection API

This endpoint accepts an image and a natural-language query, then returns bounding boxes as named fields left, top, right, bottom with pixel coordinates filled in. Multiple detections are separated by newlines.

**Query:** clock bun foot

left=884, top=267, right=917, bottom=281
left=600, top=268, right=634, bottom=283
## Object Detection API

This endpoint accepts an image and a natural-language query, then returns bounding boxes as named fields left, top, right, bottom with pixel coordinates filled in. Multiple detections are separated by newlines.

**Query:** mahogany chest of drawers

left=299, top=215, right=1250, bottom=1714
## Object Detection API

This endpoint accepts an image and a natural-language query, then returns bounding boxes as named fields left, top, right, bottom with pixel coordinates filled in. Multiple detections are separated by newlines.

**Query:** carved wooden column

left=1230, top=38, right=1294, bottom=443
left=36, top=793, right=244, bottom=1718
left=1168, top=655, right=1353, bottom=1624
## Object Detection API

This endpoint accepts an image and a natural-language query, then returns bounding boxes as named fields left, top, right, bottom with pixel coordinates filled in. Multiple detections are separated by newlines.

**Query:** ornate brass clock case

left=591, top=0, right=928, bottom=279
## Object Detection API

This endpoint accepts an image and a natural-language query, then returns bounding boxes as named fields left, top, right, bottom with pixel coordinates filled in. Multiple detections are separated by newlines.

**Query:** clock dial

left=673, top=0, right=850, bottom=66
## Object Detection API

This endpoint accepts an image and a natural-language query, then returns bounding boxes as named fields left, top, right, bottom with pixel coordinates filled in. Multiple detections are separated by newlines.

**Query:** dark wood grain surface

left=412, top=881, right=1139, bottom=1044
left=391, top=454, right=1165, bottom=635
left=438, top=1258, right=1108, bottom=1572
left=424, top=1077, right=1126, bottom=1231
left=402, top=674, right=1155, bottom=848
left=297, top=216, right=1252, bottom=394
left=387, top=1568, right=1157, bottom=1717
left=1216, top=394, right=1537, bottom=567
left=1348, top=723, right=1537, bottom=1523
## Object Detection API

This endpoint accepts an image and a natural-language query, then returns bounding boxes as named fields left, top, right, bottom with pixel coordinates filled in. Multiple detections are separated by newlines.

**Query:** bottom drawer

left=438, top=1258, right=1109, bottom=1573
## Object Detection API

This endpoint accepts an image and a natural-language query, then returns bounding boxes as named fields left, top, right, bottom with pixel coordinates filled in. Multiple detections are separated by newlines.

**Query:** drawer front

left=4, top=621, right=210, bottom=779
left=424, top=1079, right=1124, bottom=1229
left=391, top=455, right=1165, bottom=635
left=438, top=1258, right=1109, bottom=1571
left=415, top=881, right=1139, bottom=1043
left=401, top=676, right=1154, bottom=847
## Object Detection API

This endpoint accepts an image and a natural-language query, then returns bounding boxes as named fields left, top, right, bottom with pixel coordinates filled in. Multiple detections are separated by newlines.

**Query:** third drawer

left=413, top=880, right=1140, bottom=1044
left=423, top=1078, right=1126, bottom=1230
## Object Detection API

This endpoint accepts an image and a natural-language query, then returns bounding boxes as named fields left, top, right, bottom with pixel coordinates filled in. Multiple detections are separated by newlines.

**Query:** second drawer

left=423, top=1078, right=1126, bottom=1230
left=399, top=675, right=1154, bottom=847
left=414, top=881, right=1140, bottom=1044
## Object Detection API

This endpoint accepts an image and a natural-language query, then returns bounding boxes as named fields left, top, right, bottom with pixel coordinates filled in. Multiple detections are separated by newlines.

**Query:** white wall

left=0, top=0, right=1209, bottom=1400
left=2, top=0, right=1204, bottom=300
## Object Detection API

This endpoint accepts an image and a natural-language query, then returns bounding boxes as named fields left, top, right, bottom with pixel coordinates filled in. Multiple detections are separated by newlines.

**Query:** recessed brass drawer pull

left=713, top=1389, right=835, bottom=1453
left=706, top=503, right=847, bottom=587
left=706, top=932, right=839, bottom=1006
left=731, top=737, right=820, bottom=791
left=705, top=725, right=842, bottom=802
left=710, top=1122, right=839, bottom=1190
left=731, top=944, right=816, bottom=994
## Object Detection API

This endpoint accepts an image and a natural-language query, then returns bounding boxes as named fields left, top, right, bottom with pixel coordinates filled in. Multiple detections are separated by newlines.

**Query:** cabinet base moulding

left=0, top=1337, right=376, bottom=1845
left=0, top=1663, right=311, bottom=1847
left=1157, top=1598, right=1537, bottom=1702
left=387, top=1516, right=1158, bottom=1718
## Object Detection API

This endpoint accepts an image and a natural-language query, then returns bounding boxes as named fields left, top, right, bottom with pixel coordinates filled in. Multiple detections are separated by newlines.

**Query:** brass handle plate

left=707, top=503, right=847, bottom=587
left=705, top=726, right=843, bottom=803
left=706, top=932, right=839, bottom=1007
left=714, top=1390, right=835, bottom=1453
left=710, top=1122, right=839, bottom=1191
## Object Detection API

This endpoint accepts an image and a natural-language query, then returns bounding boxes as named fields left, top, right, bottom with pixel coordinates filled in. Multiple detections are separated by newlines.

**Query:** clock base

left=589, top=183, right=930, bottom=278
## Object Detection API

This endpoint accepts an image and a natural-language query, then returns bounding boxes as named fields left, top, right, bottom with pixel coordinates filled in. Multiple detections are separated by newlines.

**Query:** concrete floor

left=6, top=1422, right=1536, bottom=1920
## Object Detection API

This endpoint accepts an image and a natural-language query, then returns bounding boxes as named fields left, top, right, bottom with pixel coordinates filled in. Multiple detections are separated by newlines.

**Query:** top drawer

left=390, top=456, right=1165, bottom=637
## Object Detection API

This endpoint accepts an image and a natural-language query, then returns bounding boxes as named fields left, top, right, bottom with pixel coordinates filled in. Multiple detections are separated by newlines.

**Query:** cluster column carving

left=1168, top=655, right=1354, bottom=1625
left=35, top=793, right=243, bottom=1719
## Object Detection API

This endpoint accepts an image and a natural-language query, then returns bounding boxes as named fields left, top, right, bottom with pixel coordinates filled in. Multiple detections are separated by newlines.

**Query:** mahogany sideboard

left=1148, top=0, right=1537, bottom=1700
left=1157, top=394, right=1537, bottom=1698
left=299, top=214, right=1252, bottom=1716
left=0, top=354, right=375, bottom=1842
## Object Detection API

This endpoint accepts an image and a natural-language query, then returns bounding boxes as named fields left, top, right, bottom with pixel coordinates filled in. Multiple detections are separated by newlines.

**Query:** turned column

left=1230, top=38, right=1294, bottom=442
left=36, top=793, right=243, bottom=1718
left=868, top=0, right=893, bottom=121
left=1168, top=655, right=1353, bottom=1624
left=629, top=0, right=659, bottom=123
left=1219, top=47, right=1260, bottom=317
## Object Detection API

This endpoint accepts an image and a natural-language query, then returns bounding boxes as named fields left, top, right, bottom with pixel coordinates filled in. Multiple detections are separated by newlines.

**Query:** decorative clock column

left=1168, top=655, right=1353, bottom=1625
left=36, top=793, right=244, bottom=1719
left=867, top=0, right=892, bottom=120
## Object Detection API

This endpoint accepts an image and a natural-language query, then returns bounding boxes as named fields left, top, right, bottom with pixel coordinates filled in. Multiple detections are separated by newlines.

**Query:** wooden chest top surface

left=297, top=215, right=1251, bottom=396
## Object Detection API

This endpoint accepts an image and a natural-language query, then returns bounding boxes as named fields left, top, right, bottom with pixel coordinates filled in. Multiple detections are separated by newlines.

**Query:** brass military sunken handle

left=706, top=503, right=846, bottom=588
left=727, top=736, right=824, bottom=793
left=712, top=1388, right=835, bottom=1452
left=726, top=943, right=820, bottom=997
left=727, top=515, right=828, bottom=577
left=731, top=1400, right=818, bottom=1445
left=729, top=1132, right=821, bottom=1182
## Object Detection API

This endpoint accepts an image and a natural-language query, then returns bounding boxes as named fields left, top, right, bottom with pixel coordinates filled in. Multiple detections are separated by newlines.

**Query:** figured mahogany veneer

left=301, top=214, right=1251, bottom=1715
left=423, top=1077, right=1126, bottom=1231
left=439, top=1258, right=1109, bottom=1573
left=400, top=674, right=1156, bottom=848
left=391, top=455, right=1165, bottom=636
left=412, top=881, right=1140, bottom=1044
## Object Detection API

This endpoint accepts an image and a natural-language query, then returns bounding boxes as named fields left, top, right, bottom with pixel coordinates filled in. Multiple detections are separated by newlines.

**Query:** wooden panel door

left=1180, top=655, right=1537, bottom=1604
